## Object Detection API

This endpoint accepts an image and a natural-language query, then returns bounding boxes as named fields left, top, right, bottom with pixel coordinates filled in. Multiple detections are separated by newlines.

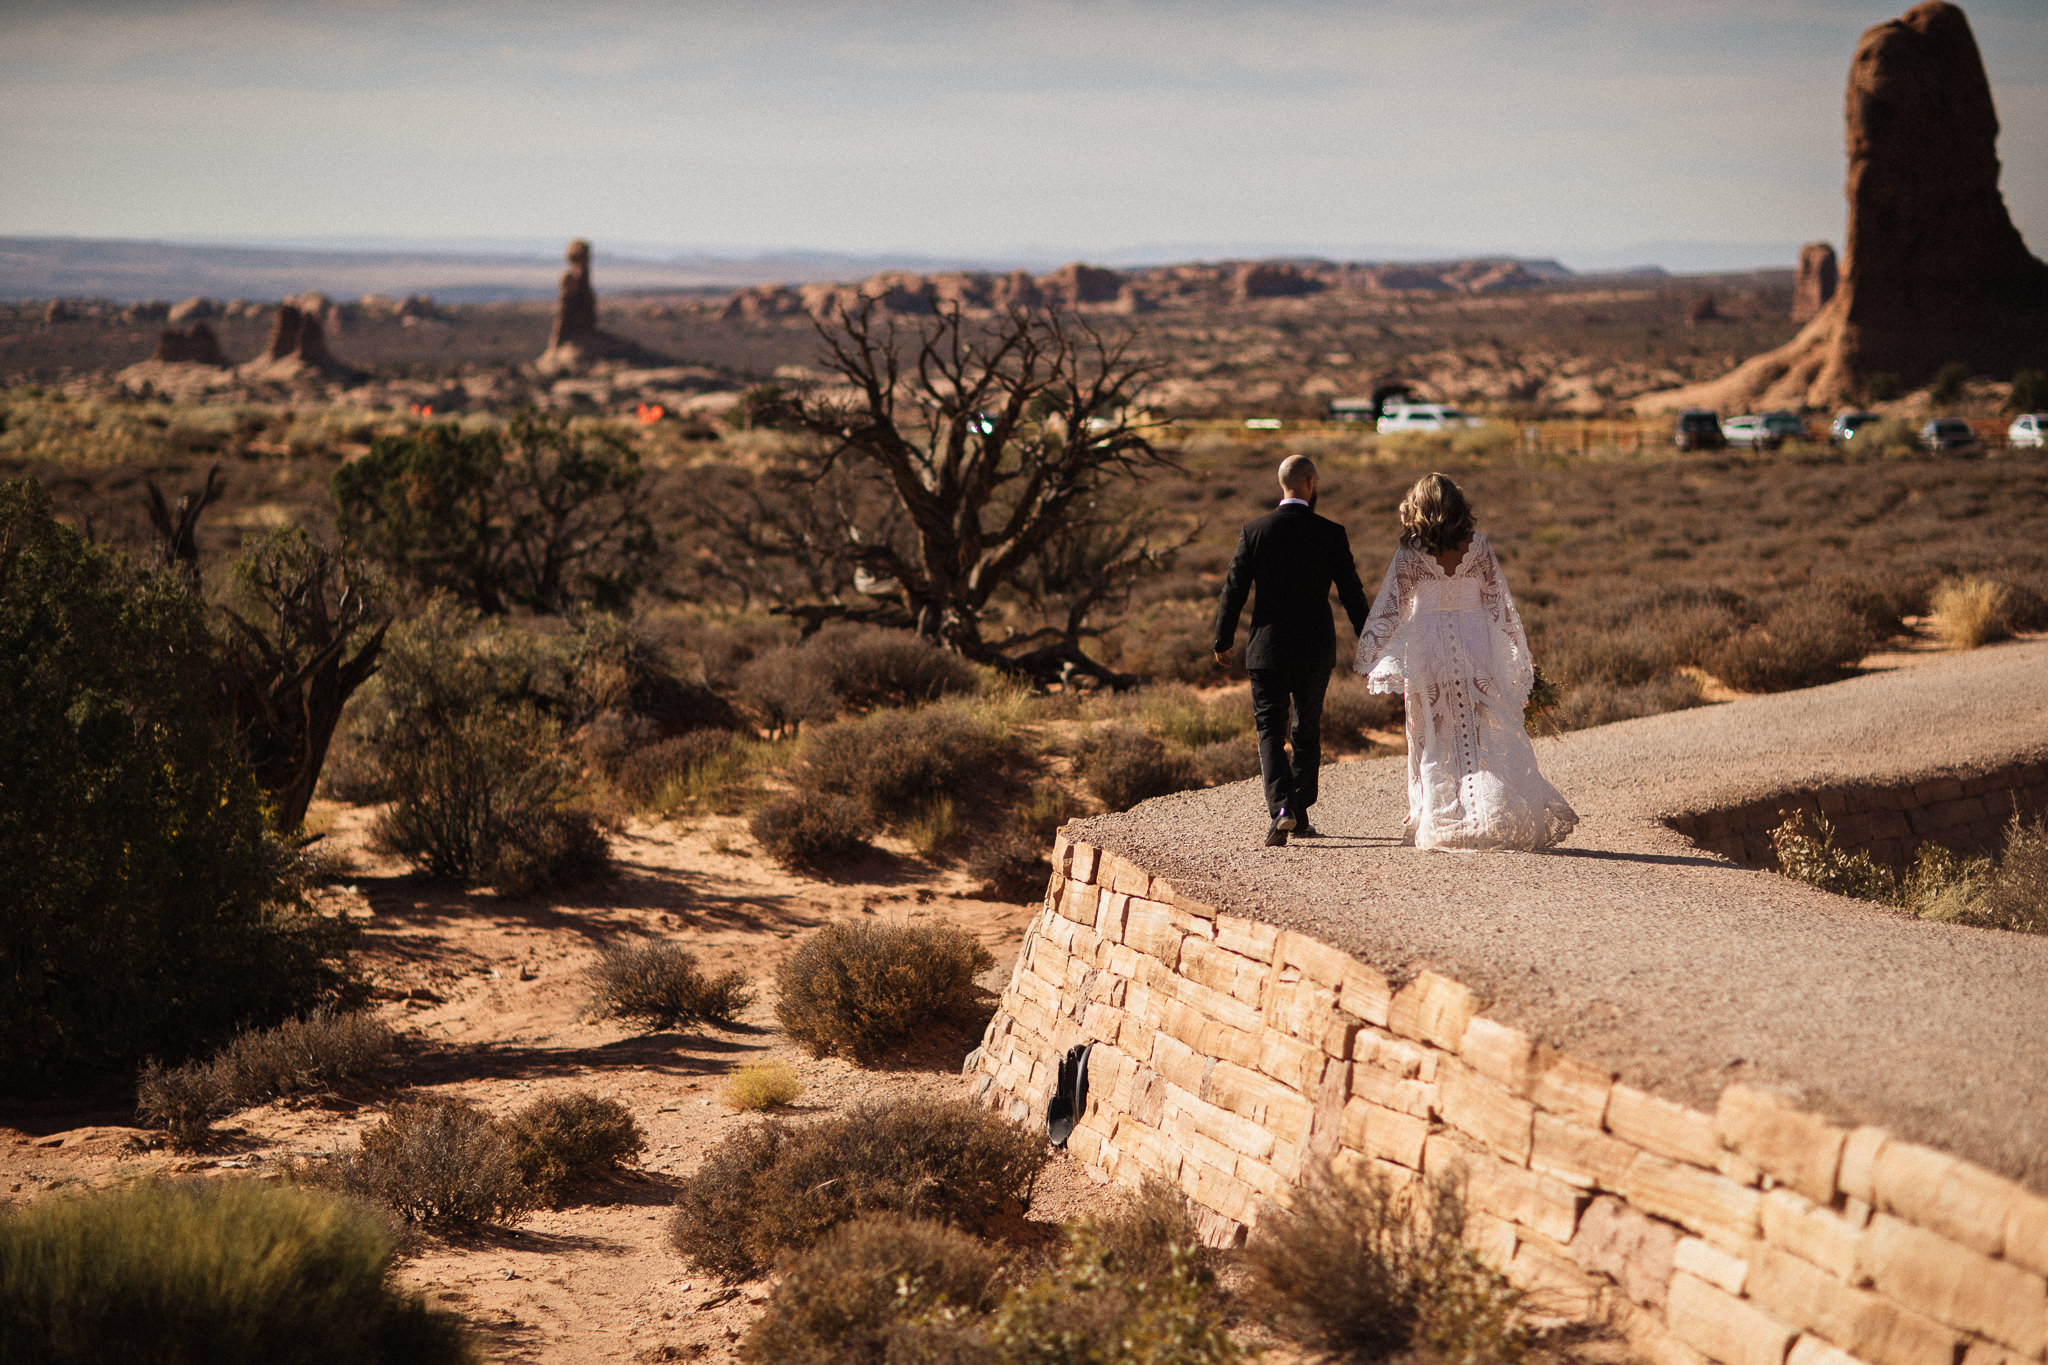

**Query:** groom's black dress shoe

left=1293, top=816, right=1320, bottom=837
left=1267, top=808, right=1297, bottom=846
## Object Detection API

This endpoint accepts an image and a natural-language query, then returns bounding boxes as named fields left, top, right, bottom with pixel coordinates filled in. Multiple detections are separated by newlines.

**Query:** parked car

left=1673, top=409, right=1724, bottom=450
left=1830, top=411, right=1881, bottom=445
left=1722, top=411, right=1806, bottom=449
left=2009, top=413, right=2046, bottom=450
left=1377, top=403, right=1483, bottom=434
left=1920, top=417, right=1981, bottom=453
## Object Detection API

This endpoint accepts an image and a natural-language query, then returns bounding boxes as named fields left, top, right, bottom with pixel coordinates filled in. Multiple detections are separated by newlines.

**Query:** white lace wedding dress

left=1352, top=532, right=1577, bottom=851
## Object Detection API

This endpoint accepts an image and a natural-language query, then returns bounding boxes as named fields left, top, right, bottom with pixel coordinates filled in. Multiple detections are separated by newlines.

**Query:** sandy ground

left=1, top=809, right=1120, bottom=1363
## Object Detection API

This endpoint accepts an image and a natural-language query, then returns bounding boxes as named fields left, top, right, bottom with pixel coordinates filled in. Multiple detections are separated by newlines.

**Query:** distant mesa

left=1643, top=1, right=2048, bottom=412
left=534, top=238, right=669, bottom=375
left=238, top=292, right=362, bottom=382
left=1038, top=262, right=1125, bottom=307
left=152, top=323, right=227, bottom=367
left=1791, top=242, right=1838, bottom=322
left=167, top=296, right=219, bottom=326
left=1235, top=261, right=1325, bottom=300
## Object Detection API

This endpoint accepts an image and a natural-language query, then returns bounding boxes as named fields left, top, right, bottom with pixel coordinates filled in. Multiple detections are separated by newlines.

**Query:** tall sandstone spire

left=1643, top=2, right=2047, bottom=412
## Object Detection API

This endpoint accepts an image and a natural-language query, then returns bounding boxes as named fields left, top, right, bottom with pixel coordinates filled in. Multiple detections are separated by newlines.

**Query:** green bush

left=0, top=1179, right=475, bottom=1365
left=1079, top=725, right=1202, bottom=811
left=668, top=1096, right=1047, bottom=1282
left=0, top=477, right=356, bottom=1088
left=503, top=1092, right=647, bottom=1205
left=740, top=1214, right=1006, bottom=1365
left=775, top=920, right=994, bottom=1063
left=321, top=1098, right=535, bottom=1229
left=1247, top=1162, right=1529, bottom=1364
left=137, top=1008, right=396, bottom=1150
left=588, top=940, right=755, bottom=1030
left=749, top=791, right=877, bottom=870
left=1768, top=810, right=1895, bottom=902
left=332, top=413, right=656, bottom=615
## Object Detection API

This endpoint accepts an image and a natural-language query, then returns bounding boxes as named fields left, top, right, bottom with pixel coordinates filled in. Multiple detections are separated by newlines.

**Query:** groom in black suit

left=1213, top=455, right=1372, bottom=846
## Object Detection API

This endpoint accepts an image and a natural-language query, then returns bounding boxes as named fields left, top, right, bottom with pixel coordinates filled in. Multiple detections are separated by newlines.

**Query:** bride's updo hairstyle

left=1398, top=472, right=1475, bottom=554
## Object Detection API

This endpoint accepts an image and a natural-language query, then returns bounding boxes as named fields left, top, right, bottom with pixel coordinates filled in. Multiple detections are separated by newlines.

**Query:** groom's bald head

left=1278, top=454, right=1317, bottom=496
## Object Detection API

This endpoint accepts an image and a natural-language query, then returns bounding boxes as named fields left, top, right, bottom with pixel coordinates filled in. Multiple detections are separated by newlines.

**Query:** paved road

left=1071, top=639, right=2048, bottom=1190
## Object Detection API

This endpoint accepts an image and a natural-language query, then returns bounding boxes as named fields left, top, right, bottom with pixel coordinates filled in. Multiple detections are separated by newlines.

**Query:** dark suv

left=1674, top=409, right=1724, bottom=450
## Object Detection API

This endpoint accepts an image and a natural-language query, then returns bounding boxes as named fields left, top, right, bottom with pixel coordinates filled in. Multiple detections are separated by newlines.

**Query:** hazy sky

left=2, top=0, right=2043, bottom=270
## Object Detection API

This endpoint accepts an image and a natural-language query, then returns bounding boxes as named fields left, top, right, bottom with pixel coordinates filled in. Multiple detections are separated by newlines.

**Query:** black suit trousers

left=1248, top=663, right=1328, bottom=818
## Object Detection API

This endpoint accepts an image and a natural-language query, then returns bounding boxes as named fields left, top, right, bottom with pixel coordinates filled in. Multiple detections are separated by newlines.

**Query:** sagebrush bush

left=483, top=806, right=611, bottom=896
left=987, top=1221, right=1237, bottom=1365
left=321, top=1098, right=535, bottom=1228
left=1080, top=725, right=1202, bottom=811
left=966, top=829, right=1053, bottom=903
left=749, top=790, right=877, bottom=869
left=1703, top=592, right=1871, bottom=692
left=736, top=646, right=840, bottom=735
left=740, top=1214, right=1006, bottom=1365
left=502, top=1092, right=647, bottom=1205
left=588, top=940, right=754, bottom=1031
left=775, top=920, right=995, bottom=1063
left=1769, top=810, right=1896, bottom=902
left=610, top=729, right=757, bottom=813
left=812, top=624, right=985, bottom=711
left=1976, top=818, right=2048, bottom=934
left=1, top=478, right=355, bottom=1088
left=1322, top=676, right=1403, bottom=750
left=1932, top=576, right=2016, bottom=649
left=1194, top=733, right=1263, bottom=786
left=802, top=705, right=1021, bottom=824
left=1557, top=673, right=1707, bottom=731
left=1247, top=1162, right=1529, bottom=1365
left=138, top=1008, right=396, bottom=1150
left=1896, top=843, right=1993, bottom=924
left=668, top=1096, right=1047, bottom=1281
left=1086, top=1176, right=1206, bottom=1282
left=0, top=1179, right=475, bottom=1365
left=724, top=1062, right=804, bottom=1112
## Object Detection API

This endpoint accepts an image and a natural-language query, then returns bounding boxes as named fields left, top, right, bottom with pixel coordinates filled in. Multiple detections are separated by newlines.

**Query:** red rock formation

left=989, top=270, right=1043, bottom=312
left=1037, top=262, right=1124, bottom=306
left=719, top=285, right=807, bottom=321
left=1235, top=262, right=1326, bottom=300
left=1644, top=2, right=2047, bottom=412
left=1792, top=242, right=1838, bottom=322
left=1688, top=296, right=1722, bottom=325
left=239, top=302, right=359, bottom=381
left=535, top=239, right=667, bottom=374
left=152, top=324, right=227, bottom=366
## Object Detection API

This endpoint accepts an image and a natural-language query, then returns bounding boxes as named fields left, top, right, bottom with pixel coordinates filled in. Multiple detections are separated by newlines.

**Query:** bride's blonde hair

left=1398, top=472, right=1475, bottom=554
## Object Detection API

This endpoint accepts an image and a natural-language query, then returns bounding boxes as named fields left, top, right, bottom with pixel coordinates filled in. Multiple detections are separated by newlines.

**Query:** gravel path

left=1071, top=639, right=2048, bottom=1190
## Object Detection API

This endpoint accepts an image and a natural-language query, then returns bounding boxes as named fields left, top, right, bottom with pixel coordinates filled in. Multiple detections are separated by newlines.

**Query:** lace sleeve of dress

left=1472, top=534, right=1535, bottom=702
left=1351, top=547, right=1413, bottom=679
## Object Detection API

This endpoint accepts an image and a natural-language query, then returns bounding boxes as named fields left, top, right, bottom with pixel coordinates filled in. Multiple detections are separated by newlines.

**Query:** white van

left=1377, top=403, right=1483, bottom=434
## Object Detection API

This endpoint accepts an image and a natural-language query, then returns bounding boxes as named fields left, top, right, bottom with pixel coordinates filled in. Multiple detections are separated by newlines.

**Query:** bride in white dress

left=1352, top=473, right=1577, bottom=851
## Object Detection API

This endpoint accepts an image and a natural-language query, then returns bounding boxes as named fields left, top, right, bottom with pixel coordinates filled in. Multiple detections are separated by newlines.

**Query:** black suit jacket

left=1212, top=503, right=1372, bottom=672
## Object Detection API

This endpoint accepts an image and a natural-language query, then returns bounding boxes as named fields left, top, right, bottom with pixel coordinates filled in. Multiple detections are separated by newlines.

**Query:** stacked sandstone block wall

left=1664, top=762, right=2048, bottom=871
left=966, top=836, right=2048, bottom=1365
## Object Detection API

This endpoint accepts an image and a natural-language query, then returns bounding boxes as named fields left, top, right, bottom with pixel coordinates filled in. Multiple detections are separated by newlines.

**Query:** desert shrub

left=321, top=1098, right=534, bottom=1228
left=1896, top=843, right=1994, bottom=924
left=1086, top=1176, right=1206, bottom=1282
left=801, top=705, right=1022, bottom=826
left=0, top=478, right=355, bottom=1088
left=138, top=1008, right=396, bottom=1150
left=1109, top=600, right=1224, bottom=685
left=668, top=1097, right=1047, bottom=1281
left=1818, top=571, right=1930, bottom=638
left=736, top=645, right=840, bottom=734
left=484, top=806, right=611, bottom=896
left=967, top=829, right=1054, bottom=902
left=1703, top=591, right=1871, bottom=692
left=1322, top=675, right=1403, bottom=749
left=1855, top=415, right=1922, bottom=454
left=0, top=1179, right=475, bottom=1365
left=724, top=1062, right=804, bottom=1112
left=749, top=790, right=877, bottom=869
left=1080, top=725, right=1203, bottom=811
left=1247, top=1162, right=1529, bottom=1365
left=1557, top=673, right=1707, bottom=731
left=775, top=920, right=995, bottom=1063
left=588, top=940, right=754, bottom=1030
left=2011, top=368, right=2046, bottom=414
left=986, top=1222, right=1236, bottom=1365
left=1195, top=733, right=1264, bottom=785
left=1929, top=362, right=1970, bottom=407
left=1126, top=684, right=1247, bottom=749
left=1769, top=810, right=1895, bottom=902
left=740, top=1214, right=1006, bottom=1365
left=332, top=412, right=656, bottom=615
left=1931, top=576, right=2016, bottom=649
left=502, top=1092, right=646, bottom=1205
left=813, top=624, right=985, bottom=710
left=1969, top=817, right=2048, bottom=935
left=611, top=729, right=763, bottom=814
left=564, top=613, right=742, bottom=736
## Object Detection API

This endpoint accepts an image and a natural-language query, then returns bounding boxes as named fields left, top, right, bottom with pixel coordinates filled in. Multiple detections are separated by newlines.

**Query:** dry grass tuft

left=1932, top=576, right=2016, bottom=649
left=723, top=1062, right=804, bottom=1112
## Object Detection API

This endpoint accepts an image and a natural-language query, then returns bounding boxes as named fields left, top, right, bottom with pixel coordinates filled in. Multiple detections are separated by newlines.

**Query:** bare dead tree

left=144, top=466, right=224, bottom=591
left=729, top=301, right=1177, bottom=680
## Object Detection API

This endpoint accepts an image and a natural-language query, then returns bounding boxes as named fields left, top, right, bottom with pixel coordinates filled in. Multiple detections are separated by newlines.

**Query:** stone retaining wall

left=965, top=836, right=2048, bottom=1365
left=1664, top=761, right=2048, bottom=871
